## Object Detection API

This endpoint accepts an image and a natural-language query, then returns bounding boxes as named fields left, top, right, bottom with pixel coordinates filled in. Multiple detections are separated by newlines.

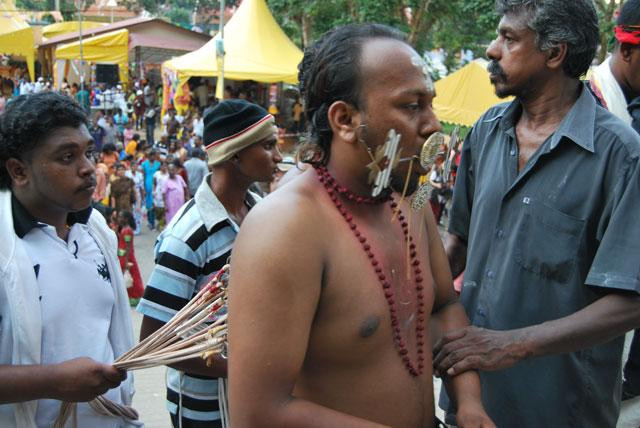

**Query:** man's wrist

left=511, top=327, right=537, bottom=361
left=40, top=364, right=62, bottom=400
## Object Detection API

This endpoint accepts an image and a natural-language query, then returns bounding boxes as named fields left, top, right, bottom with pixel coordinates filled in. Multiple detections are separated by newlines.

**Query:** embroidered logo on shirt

left=97, top=262, right=111, bottom=282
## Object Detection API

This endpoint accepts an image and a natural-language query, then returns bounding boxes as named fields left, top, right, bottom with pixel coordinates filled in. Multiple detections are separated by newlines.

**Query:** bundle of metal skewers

left=115, top=265, right=229, bottom=370
left=54, top=265, right=230, bottom=428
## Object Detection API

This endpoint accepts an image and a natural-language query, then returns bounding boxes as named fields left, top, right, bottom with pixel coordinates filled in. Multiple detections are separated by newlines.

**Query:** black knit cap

left=203, top=99, right=270, bottom=147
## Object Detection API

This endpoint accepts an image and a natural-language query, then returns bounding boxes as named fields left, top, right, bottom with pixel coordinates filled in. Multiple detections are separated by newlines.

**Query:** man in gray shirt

left=183, top=148, right=209, bottom=197
left=435, top=1, right=640, bottom=426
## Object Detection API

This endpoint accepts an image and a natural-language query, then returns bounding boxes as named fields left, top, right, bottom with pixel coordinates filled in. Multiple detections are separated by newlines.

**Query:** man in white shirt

left=0, top=92, right=135, bottom=427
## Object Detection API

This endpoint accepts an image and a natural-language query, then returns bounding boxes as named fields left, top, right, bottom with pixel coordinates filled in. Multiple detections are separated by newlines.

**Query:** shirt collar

left=11, top=193, right=92, bottom=238
left=194, top=174, right=260, bottom=231
left=495, top=83, right=596, bottom=153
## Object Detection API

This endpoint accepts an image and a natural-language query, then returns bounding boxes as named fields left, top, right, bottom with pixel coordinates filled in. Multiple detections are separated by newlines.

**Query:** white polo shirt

left=15, top=202, right=123, bottom=427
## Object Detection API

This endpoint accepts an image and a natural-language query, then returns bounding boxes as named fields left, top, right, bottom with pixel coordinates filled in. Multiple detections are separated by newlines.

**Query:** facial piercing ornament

left=410, top=132, right=446, bottom=211
left=367, top=128, right=402, bottom=198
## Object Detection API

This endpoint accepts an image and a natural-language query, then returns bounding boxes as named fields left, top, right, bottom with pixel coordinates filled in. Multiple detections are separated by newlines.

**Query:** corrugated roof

left=40, top=17, right=209, bottom=47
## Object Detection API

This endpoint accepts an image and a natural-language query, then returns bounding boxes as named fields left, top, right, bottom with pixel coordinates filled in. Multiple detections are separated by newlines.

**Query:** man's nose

left=80, top=154, right=96, bottom=176
left=273, top=146, right=283, bottom=163
left=486, top=38, right=500, bottom=61
left=420, top=110, right=442, bottom=139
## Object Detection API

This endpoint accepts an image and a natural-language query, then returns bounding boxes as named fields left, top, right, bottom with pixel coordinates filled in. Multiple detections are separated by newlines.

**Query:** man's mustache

left=487, top=61, right=507, bottom=80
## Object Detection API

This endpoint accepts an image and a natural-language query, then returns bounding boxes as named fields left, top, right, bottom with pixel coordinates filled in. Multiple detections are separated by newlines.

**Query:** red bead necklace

left=315, top=166, right=425, bottom=377
left=316, top=165, right=391, bottom=204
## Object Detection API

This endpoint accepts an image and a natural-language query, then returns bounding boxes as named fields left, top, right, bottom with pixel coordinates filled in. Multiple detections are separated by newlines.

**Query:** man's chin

left=71, top=198, right=93, bottom=212
left=492, top=83, right=514, bottom=99
left=389, top=173, right=419, bottom=198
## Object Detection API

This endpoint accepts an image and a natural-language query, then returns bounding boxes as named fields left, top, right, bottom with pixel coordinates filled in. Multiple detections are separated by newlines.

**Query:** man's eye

left=406, top=103, right=420, bottom=112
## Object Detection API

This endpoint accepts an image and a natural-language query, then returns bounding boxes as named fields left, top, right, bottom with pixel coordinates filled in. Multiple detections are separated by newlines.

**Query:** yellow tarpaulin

left=55, top=29, right=129, bottom=85
left=0, top=0, right=35, bottom=81
left=43, top=21, right=106, bottom=40
left=163, top=0, right=303, bottom=113
left=434, top=59, right=513, bottom=127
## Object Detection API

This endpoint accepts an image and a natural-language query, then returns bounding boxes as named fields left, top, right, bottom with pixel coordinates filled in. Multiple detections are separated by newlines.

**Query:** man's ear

left=619, top=43, right=636, bottom=63
left=546, top=43, right=568, bottom=71
left=5, top=158, right=29, bottom=188
left=327, top=101, right=361, bottom=145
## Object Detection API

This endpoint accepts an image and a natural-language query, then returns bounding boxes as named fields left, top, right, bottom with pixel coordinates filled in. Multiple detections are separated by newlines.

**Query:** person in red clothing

left=116, top=210, right=144, bottom=304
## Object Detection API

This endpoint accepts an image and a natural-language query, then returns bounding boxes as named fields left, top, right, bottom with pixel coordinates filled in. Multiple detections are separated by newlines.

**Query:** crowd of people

left=1, top=0, right=640, bottom=427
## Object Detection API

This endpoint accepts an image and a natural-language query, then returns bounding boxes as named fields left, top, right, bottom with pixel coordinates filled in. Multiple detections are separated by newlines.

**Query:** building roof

left=39, top=17, right=210, bottom=48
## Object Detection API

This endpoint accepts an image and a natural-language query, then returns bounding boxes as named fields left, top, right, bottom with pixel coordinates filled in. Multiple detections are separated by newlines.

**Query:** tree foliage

left=267, top=0, right=499, bottom=70
left=267, top=0, right=625, bottom=71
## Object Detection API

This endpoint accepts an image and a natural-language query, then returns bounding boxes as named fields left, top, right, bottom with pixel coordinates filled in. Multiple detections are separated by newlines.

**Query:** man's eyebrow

left=397, top=88, right=436, bottom=98
left=52, top=140, right=94, bottom=152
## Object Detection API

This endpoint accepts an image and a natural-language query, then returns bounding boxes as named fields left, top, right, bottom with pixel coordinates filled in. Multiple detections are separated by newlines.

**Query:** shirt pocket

left=514, top=198, right=585, bottom=284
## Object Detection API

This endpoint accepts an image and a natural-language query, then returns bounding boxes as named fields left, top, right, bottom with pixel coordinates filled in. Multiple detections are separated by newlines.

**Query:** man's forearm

left=431, top=301, right=485, bottom=408
left=0, top=365, right=56, bottom=403
left=234, top=396, right=389, bottom=428
left=445, top=233, right=466, bottom=279
left=524, top=292, right=640, bottom=358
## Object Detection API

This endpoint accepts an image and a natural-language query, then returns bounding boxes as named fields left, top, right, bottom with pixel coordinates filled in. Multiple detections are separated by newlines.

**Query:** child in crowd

left=123, top=122, right=134, bottom=145
left=125, top=160, right=145, bottom=235
left=116, top=210, right=144, bottom=305
left=153, top=162, right=169, bottom=230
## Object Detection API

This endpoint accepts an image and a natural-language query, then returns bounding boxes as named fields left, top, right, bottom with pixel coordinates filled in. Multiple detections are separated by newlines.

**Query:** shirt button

left=486, top=270, right=495, bottom=279
left=496, top=229, right=504, bottom=238
left=510, top=149, right=516, bottom=156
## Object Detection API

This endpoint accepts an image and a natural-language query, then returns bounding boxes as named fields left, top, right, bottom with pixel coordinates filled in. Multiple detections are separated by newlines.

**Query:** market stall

left=162, top=0, right=303, bottom=113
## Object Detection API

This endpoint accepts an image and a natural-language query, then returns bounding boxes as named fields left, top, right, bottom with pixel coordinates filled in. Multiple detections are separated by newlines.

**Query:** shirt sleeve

left=447, top=127, right=477, bottom=243
left=137, top=234, right=202, bottom=322
left=586, top=155, right=640, bottom=293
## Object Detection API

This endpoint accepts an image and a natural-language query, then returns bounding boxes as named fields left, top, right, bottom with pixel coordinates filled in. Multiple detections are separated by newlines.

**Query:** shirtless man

left=227, top=24, right=493, bottom=428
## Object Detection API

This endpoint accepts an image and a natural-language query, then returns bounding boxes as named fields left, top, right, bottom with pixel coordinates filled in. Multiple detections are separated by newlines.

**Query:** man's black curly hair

left=0, top=91, right=88, bottom=189
left=297, top=23, right=407, bottom=165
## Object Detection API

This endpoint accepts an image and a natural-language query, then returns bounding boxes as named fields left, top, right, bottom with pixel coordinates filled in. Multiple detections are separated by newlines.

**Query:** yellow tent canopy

left=0, top=0, right=35, bottom=81
left=163, top=0, right=303, bottom=113
left=434, top=59, right=513, bottom=127
left=165, top=0, right=302, bottom=83
left=43, top=21, right=106, bottom=39
left=55, top=29, right=129, bottom=85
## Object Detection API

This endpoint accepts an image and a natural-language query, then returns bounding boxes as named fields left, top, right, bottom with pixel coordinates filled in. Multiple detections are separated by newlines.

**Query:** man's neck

left=610, top=52, right=639, bottom=103
left=13, top=190, right=70, bottom=239
left=518, top=77, right=581, bottom=132
left=324, top=157, right=388, bottom=216
left=209, top=170, right=252, bottom=219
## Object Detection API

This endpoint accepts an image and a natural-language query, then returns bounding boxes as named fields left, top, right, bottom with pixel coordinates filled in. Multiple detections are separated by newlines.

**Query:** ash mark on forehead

left=410, top=53, right=435, bottom=93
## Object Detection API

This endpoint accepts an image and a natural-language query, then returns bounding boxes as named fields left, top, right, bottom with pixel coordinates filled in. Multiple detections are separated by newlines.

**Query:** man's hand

left=456, top=401, right=496, bottom=428
left=433, top=326, right=531, bottom=376
left=51, top=357, right=126, bottom=402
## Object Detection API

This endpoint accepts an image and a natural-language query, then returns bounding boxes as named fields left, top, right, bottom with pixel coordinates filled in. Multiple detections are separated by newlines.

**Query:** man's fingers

left=102, top=364, right=126, bottom=385
left=433, top=327, right=469, bottom=354
left=447, top=356, right=482, bottom=376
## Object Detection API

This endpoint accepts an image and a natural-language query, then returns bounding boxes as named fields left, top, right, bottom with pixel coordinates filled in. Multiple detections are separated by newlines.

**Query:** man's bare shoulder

left=245, top=169, right=327, bottom=235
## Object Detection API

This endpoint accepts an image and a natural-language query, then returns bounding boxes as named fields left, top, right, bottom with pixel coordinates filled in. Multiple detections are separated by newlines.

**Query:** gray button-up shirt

left=448, top=84, right=640, bottom=427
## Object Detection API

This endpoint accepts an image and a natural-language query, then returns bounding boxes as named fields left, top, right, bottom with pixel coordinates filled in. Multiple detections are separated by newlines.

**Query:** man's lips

left=79, top=180, right=97, bottom=192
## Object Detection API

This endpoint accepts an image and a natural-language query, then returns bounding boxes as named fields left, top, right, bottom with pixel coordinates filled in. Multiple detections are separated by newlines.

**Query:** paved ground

left=128, top=212, right=639, bottom=427
left=130, top=226, right=170, bottom=428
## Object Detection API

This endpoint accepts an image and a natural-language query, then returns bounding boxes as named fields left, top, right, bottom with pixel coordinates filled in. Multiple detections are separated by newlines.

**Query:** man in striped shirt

left=137, top=99, right=282, bottom=427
